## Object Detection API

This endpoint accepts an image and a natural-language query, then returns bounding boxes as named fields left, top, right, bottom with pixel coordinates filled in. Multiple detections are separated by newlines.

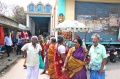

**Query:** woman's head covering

left=76, top=38, right=82, bottom=46
left=58, top=35, right=64, bottom=44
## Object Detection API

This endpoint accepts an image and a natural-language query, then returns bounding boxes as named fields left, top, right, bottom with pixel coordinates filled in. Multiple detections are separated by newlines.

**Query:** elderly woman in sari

left=41, top=35, right=51, bottom=74
left=48, top=36, right=67, bottom=79
left=38, top=35, right=44, bottom=61
left=54, top=36, right=67, bottom=78
left=48, top=37, right=57, bottom=79
left=63, top=38, right=88, bottom=79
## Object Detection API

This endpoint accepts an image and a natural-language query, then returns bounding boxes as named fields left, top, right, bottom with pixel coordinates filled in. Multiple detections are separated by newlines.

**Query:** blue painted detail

left=29, top=4, right=34, bottom=12
left=45, top=5, right=51, bottom=13
left=0, top=46, right=2, bottom=51
left=30, top=17, right=50, bottom=24
left=58, top=0, right=66, bottom=16
left=74, top=31, right=118, bottom=43
left=30, top=16, right=50, bottom=26
left=75, top=2, right=120, bottom=19
left=75, top=2, right=120, bottom=44
left=36, top=4, right=44, bottom=12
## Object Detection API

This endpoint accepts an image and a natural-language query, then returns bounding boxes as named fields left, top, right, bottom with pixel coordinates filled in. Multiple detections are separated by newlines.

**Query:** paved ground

left=0, top=58, right=120, bottom=79
left=105, top=60, right=120, bottom=79
left=0, top=52, right=21, bottom=72
left=0, top=59, right=50, bottom=79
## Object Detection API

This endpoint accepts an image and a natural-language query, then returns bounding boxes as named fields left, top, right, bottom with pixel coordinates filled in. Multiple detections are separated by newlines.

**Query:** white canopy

left=54, top=20, right=93, bottom=32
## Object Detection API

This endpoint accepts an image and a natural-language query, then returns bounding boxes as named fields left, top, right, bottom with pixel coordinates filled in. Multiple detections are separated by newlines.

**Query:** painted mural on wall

left=75, top=2, right=120, bottom=32
left=109, top=14, right=119, bottom=26
left=75, top=2, right=120, bottom=42
left=58, top=13, right=65, bottom=24
left=77, top=14, right=120, bottom=32
left=77, top=15, right=102, bottom=32
left=28, top=2, right=52, bottom=13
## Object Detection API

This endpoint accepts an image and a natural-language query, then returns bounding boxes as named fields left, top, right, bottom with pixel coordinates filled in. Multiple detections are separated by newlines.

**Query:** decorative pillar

left=33, top=21, right=35, bottom=35
left=58, top=0, right=65, bottom=23
left=58, top=0, right=66, bottom=16
left=30, top=19, right=35, bottom=35
left=26, top=14, right=30, bottom=28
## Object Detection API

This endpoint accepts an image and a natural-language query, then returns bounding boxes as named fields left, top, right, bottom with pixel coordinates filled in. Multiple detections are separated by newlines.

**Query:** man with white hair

left=89, top=33, right=107, bottom=79
left=21, top=36, right=42, bottom=79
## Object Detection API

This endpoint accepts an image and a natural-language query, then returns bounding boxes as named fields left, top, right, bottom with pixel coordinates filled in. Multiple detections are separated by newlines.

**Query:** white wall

left=26, top=14, right=30, bottom=28
left=26, top=14, right=36, bottom=35
left=30, top=18, right=35, bottom=35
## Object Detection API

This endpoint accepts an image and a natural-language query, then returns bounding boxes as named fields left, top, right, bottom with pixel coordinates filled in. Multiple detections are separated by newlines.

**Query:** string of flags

left=53, top=27, right=93, bottom=32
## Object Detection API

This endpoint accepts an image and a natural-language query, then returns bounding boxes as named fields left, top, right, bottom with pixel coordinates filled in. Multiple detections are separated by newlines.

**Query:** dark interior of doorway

left=31, top=17, right=50, bottom=36
left=35, top=23, right=49, bottom=36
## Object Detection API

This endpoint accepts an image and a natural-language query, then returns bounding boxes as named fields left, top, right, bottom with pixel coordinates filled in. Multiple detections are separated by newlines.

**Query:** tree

left=0, top=1, right=7, bottom=15
left=12, top=5, right=26, bottom=25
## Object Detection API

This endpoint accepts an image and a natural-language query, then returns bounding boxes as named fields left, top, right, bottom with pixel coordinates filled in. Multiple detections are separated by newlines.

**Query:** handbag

left=39, top=55, right=45, bottom=69
left=58, top=71, right=69, bottom=79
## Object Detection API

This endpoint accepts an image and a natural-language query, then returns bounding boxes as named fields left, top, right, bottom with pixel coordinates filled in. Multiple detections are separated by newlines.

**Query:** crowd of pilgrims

left=21, top=34, right=89, bottom=79
left=20, top=33, right=108, bottom=79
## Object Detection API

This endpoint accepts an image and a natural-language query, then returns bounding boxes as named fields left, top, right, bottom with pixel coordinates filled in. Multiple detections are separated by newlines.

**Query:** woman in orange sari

left=41, top=35, right=51, bottom=74
left=48, top=36, right=67, bottom=79
left=48, top=37, right=57, bottom=79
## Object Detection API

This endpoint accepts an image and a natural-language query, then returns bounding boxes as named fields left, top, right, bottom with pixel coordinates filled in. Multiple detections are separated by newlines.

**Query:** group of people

left=4, top=32, right=30, bottom=57
left=21, top=33, right=107, bottom=79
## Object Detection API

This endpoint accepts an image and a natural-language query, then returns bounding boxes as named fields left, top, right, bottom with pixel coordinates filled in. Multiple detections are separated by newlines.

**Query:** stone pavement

left=0, top=52, right=21, bottom=72
left=0, top=59, right=50, bottom=79
left=0, top=58, right=120, bottom=79
left=105, top=60, right=120, bottom=79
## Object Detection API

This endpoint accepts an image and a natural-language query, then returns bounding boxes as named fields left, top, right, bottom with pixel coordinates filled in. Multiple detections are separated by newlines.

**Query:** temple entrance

left=30, top=16, right=50, bottom=36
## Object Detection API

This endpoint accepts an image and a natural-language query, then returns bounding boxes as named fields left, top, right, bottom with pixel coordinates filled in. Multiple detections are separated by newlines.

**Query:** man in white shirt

left=21, top=36, right=42, bottom=79
left=4, top=33, right=13, bottom=57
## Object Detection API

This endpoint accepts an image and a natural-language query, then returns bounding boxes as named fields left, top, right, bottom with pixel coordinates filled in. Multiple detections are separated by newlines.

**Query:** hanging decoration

left=0, top=24, right=4, bottom=45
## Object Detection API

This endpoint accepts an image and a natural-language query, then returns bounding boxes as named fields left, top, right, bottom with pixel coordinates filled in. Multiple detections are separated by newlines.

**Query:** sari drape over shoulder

left=48, top=44, right=57, bottom=79
left=67, top=47, right=87, bottom=79
left=68, top=56, right=85, bottom=78
left=44, top=40, right=51, bottom=70
left=54, top=44, right=65, bottom=78
left=40, top=43, right=44, bottom=61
